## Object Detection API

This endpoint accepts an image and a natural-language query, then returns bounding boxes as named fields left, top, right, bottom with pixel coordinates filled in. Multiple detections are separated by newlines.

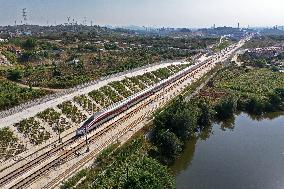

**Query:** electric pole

left=22, top=8, right=28, bottom=25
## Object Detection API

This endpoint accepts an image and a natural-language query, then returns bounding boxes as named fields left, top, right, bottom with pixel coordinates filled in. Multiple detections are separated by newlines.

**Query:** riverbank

left=59, top=63, right=284, bottom=188
left=58, top=62, right=222, bottom=189
left=152, top=63, right=284, bottom=163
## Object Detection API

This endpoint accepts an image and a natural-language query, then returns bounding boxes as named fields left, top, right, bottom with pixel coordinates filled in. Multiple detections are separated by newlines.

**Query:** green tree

left=245, top=97, right=264, bottom=115
left=215, top=97, right=237, bottom=120
left=7, top=69, right=23, bottom=81
left=171, top=106, right=199, bottom=141
left=104, top=43, right=117, bottom=50
left=2, top=51, right=17, bottom=64
left=123, top=157, right=175, bottom=189
left=154, top=97, right=198, bottom=141
left=197, top=98, right=214, bottom=130
left=22, top=38, right=37, bottom=50
left=19, top=51, right=35, bottom=62
left=155, top=130, right=182, bottom=160
left=275, top=88, right=284, bottom=99
left=266, top=93, right=282, bottom=111
left=254, top=59, right=267, bottom=68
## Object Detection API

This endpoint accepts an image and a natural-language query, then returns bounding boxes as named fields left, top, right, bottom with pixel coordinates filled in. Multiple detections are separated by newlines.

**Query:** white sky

left=0, top=0, right=283, bottom=27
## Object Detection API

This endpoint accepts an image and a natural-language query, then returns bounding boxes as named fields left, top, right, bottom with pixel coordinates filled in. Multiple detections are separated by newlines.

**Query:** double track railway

left=1, top=60, right=214, bottom=189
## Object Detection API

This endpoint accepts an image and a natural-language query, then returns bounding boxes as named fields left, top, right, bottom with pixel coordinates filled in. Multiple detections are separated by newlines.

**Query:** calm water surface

left=172, top=112, right=284, bottom=189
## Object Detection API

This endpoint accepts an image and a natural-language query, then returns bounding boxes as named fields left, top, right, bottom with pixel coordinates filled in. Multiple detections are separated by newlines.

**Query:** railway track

left=9, top=95, right=154, bottom=189
left=0, top=137, right=76, bottom=187
left=40, top=64, right=213, bottom=189
left=1, top=102, right=151, bottom=187
left=0, top=130, right=75, bottom=173
left=3, top=61, right=213, bottom=189
left=6, top=82, right=166, bottom=189
left=42, top=109, right=149, bottom=189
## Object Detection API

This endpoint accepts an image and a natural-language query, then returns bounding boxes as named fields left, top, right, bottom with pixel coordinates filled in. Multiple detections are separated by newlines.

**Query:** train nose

left=76, top=129, right=84, bottom=136
left=76, top=130, right=80, bottom=136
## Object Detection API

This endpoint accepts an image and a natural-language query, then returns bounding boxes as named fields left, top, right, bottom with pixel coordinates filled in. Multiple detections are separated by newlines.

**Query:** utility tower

left=84, top=17, right=87, bottom=25
left=22, top=8, right=28, bottom=25
left=67, top=17, right=71, bottom=25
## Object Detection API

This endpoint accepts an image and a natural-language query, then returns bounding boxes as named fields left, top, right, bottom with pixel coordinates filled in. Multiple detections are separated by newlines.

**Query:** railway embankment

left=0, top=64, right=188, bottom=165
left=58, top=62, right=221, bottom=189
left=60, top=61, right=284, bottom=189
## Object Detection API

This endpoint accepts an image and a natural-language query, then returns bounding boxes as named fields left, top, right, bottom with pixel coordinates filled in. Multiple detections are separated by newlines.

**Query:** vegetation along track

left=42, top=106, right=151, bottom=189
left=41, top=67, right=193, bottom=189
left=5, top=63, right=210, bottom=189
left=9, top=91, right=158, bottom=189
left=0, top=136, right=76, bottom=187
left=0, top=129, right=76, bottom=174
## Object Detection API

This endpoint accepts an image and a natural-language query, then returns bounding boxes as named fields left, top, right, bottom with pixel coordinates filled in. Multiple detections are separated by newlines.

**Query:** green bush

left=74, top=95, right=99, bottom=113
left=214, top=96, right=237, bottom=119
left=0, top=80, right=49, bottom=111
left=22, top=37, right=37, bottom=50
left=109, top=81, right=132, bottom=98
left=14, top=118, right=50, bottom=145
left=57, top=101, right=87, bottom=124
left=7, top=69, right=23, bottom=81
left=89, top=90, right=112, bottom=107
left=2, top=51, right=17, bottom=64
left=0, top=127, right=25, bottom=160
left=100, top=86, right=123, bottom=103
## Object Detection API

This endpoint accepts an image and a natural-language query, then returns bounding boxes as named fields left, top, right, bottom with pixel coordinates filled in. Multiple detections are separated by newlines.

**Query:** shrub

left=14, top=118, right=50, bottom=145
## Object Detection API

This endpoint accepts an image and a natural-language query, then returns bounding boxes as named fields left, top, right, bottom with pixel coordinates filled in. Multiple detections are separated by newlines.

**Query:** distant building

left=23, top=30, right=32, bottom=36
left=0, top=38, right=7, bottom=43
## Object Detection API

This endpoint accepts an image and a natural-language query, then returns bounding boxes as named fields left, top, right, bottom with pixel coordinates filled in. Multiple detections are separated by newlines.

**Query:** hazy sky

left=0, top=0, right=283, bottom=28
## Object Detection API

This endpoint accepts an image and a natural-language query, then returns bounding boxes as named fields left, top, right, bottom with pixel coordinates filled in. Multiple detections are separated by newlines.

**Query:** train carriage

left=76, top=58, right=217, bottom=136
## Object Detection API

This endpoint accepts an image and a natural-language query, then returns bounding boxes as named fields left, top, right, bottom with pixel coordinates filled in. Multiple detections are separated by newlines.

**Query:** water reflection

left=198, top=126, right=213, bottom=141
left=171, top=135, right=198, bottom=175
left=248, top=111, right=284, bottom=121
left=219, top=115, right=236, bottom=131
left=171, top=124, right=213, bottom=175
left=172, top=112, right=284, bottom=189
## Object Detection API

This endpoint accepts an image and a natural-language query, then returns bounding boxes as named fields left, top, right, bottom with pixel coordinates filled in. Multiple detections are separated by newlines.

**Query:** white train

left=76, top=59, right=213, bottom=136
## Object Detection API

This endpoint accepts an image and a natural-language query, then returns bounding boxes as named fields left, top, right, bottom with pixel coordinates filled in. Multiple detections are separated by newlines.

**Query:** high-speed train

left=75, top=59, right=214, bottom=136
left=77, top=35, right=251, bottom=136
left=75, top=35, right=250, bottom=136
left=75, top=32, right=255, bottom=137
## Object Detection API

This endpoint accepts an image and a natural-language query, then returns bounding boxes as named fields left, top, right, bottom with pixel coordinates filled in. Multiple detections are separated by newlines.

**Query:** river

left=171, top=112, right=284, bottom=189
